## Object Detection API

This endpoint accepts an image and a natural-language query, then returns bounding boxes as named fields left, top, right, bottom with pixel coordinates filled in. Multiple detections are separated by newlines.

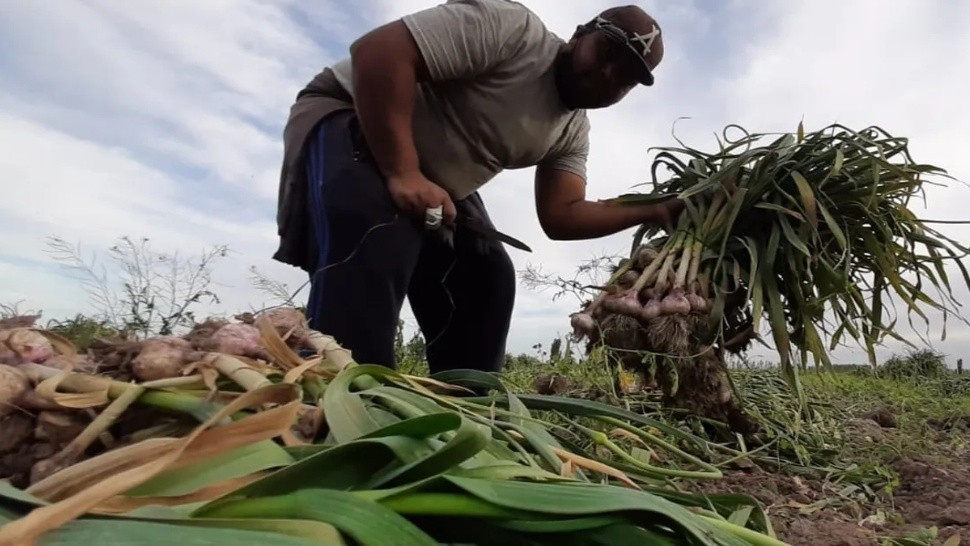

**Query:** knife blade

left=456, top=214, right=532, bottom=252
left=424, top=206, right=532, bottom=252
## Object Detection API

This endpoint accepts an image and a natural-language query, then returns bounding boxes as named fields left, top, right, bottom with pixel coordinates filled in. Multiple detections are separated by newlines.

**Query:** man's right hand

left=387, top=171, right=457, bottom=225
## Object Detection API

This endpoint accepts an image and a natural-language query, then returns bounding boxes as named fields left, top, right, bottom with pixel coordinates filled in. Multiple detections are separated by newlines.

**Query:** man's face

left=554, top=27, right=644, bottom=110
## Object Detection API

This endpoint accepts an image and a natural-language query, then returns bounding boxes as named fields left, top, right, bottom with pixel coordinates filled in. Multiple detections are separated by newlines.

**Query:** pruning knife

left=456, top=214, right=532, bottom=252
left=425, top=206, right=532, bottom=253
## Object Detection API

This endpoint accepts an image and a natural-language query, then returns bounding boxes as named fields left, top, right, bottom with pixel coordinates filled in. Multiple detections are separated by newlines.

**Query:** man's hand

left=351, top=21, right=438, bottom=220
left=643, top=196, right=685, bottom=230
left=535, top=165, right=684, bottom=240
left=387, top=171, right=458, bottom=224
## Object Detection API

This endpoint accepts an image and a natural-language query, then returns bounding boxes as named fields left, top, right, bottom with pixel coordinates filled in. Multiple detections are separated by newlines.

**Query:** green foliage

left=932, top=374, right=970, bottom=397
left=394, top=320, right=429, bottom=375
left=877, top=349, right=948, bottom=381
left=0, top=362, right=787, bottom=545
left=619, top=122, right=970, bottom=379
left=43, top=314, right=125, bottom=350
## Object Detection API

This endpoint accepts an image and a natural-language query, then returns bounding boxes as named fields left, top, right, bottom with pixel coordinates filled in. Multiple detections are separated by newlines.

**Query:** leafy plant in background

left=878, top=349, right=948, bottom=381
left=44, top=236, right=229, bottom=338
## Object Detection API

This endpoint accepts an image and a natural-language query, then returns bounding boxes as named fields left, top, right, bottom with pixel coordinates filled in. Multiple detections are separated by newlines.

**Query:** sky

left=1, top=0, right=969, bottom=366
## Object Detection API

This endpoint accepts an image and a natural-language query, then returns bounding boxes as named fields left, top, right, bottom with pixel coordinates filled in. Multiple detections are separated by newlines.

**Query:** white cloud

left=0, top=111, right=306, bottom=321
left=1, top=0, right=969, bottom=367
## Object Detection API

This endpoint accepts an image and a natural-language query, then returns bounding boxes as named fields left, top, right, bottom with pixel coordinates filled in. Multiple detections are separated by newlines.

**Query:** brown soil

left=533, top=373, right=571, bottom=395
left=692, top=415, right=970, bottom=545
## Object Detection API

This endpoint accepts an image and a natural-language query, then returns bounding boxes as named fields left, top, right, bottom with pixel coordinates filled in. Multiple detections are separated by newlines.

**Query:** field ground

left=701, top=372, right=970, bottom=546
left=400, top=349, right=970, bottom=546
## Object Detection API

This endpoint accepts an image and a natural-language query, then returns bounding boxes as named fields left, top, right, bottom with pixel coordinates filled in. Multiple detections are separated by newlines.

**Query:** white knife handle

left=424, top=205, right=443, bottom=230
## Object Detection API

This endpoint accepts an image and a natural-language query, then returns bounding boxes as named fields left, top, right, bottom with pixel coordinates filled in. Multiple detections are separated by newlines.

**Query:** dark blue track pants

left=303, top=110, right=515, bottom=374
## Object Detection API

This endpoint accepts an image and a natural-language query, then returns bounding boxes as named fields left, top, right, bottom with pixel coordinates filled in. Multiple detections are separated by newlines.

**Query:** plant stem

left=674, top=232, right=694, bottom=289
left=211, top=354, right=272, bottom=392
left=606, top=259, right=635, bottom=287
left=687, top=238, right=704, bottom=291
left=596, top=416, right=720, bottom=472
left=706, top=191, right=736, bottom=237
left=700, top=190, right=726, bottom=234
left=583, top=428, right=720, bottom=480
left=305, top=332, right=355, bottom=371
left=653, top=231, right=687, bottom=292
left=140, top=375, right=206, bottom=389
left=698, top=514, right=788, bottom=546
left=21, top=363, right=225, bottom=421
left=31, top=384, right=147, bottom=483
left=631, top=247, right=670, bottom=293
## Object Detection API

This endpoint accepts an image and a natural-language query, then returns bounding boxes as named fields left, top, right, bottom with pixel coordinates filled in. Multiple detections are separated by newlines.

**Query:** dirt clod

left=940, top=501, right=970, bottom=526
left=863, top=406, right=897, bottom=428
left=533, top=373, right=570, bottom=395
left=0, top=413, right=34, bottom=454
left=781, top=521, right=876, bottom=546
left=846, top=418, right=885, bottom=442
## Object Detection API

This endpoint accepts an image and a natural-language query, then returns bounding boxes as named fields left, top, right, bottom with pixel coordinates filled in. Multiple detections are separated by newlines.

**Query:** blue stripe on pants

left=305, top=121, right=330, bottom=330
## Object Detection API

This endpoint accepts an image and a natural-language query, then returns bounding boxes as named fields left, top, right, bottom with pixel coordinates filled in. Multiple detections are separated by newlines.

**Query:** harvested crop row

left=0, top=310, right=785, bottom=545
left=0, top=308, right=313, bottom=489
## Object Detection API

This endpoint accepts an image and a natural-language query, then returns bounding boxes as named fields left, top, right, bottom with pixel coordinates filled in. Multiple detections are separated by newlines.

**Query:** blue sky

left=2, top=1, right=970, bottom=365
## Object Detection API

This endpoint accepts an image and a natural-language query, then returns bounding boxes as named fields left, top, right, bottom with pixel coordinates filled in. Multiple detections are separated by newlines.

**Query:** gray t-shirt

left=330, top=0, right=590, bottom=199
left=273, top=0, right=589, bottom=270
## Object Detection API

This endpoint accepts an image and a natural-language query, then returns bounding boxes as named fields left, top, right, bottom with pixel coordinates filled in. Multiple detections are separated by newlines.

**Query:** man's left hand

left=648, top=196, right=685, bottom=230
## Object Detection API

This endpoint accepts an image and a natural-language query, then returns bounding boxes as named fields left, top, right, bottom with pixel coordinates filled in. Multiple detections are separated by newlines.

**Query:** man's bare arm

left=350, top=21, right=456, bottom=220
left=351, top=20, right=427, bottom=179
left=534, top=164, right=682, bottom=240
